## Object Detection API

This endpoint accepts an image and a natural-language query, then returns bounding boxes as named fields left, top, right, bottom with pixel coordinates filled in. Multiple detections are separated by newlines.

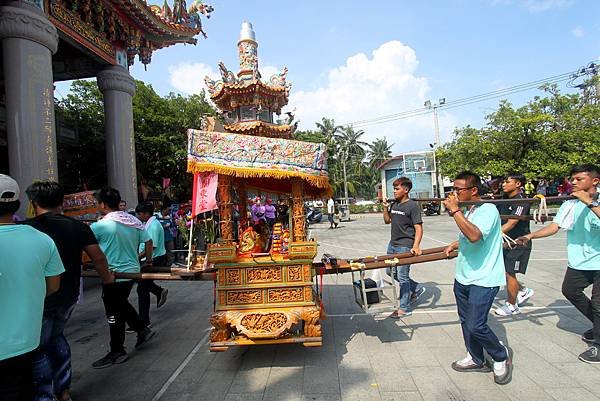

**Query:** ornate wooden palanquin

left=187, top=22, right=331, bottom=351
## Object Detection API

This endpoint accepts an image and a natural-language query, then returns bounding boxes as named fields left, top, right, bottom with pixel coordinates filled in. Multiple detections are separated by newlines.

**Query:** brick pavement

left=65, top=214, right=600, bottom=401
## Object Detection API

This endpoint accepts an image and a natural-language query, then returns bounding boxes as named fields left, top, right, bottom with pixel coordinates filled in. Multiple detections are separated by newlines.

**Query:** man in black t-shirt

left=494, top=174, right=534, bottom=316
left=382, top=177, right=424, bottom=318
left=23, top=182, right=114, bottom=401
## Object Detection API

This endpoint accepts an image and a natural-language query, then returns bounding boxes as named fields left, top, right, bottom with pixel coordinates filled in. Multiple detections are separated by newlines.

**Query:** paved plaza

left=67, top=214, right=600, bottom=401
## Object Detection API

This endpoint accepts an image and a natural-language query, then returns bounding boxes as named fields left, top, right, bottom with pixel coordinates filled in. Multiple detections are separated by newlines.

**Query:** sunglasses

left=453, top=186, right=475, bottom=193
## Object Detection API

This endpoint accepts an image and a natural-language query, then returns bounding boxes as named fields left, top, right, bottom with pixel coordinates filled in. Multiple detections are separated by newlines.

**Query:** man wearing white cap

left=0, top=174, right=64, bottom=401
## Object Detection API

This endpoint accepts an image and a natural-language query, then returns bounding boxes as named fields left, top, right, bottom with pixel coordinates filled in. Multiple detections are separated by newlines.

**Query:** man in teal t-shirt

left=519, top=164, right=600, bottom=364
left=90, top=187, right=155, bottom=369
left=0, top=174, right=64, bottom=400
left=135, top=202, right=168, bottom=328
left=444, top=172, right=512, bottom=385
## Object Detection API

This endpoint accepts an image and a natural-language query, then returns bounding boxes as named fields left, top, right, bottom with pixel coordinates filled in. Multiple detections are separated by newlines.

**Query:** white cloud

left=521, top=0, right=572, bottom=12
left=571, top=26, right=585, bottom=38
left=168, top=42, right=459, bottom=154
left=289, top=40, right=456, bottom=153
left=490, top=0, right=572, bottom=12
left=168, top=62, right=216, bottom=99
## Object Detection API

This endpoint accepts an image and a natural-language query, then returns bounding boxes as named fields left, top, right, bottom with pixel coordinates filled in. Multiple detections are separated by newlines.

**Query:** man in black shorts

left=494, top=173, right=534, bottom=316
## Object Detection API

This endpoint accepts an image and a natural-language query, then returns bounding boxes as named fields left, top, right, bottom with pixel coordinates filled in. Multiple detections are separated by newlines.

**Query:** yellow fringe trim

left=187, top=161, right=332, bottom=195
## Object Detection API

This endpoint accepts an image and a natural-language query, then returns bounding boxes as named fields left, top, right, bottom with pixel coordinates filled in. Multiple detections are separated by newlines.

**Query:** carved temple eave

left=46, top=0, right=206, bottom=68
left=110, top=0, right=201, bottom=38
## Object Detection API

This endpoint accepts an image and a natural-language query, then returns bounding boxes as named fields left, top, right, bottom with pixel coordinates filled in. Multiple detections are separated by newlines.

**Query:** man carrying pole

left=383, top=177, right=425, bottom=318
left=443, top=172, right=512, bottom=385
left=517, top=164, right=600, bottom=363
left=494, top=173, right=534, bottom=316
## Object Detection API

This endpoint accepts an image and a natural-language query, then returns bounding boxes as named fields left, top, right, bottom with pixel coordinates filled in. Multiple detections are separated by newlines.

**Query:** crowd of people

left=0, top=178, right=178, bottom=401
left=488, top=176, right=575, bottom=198
left=382, top=164, right=599, bottom=385
left=0, top=163, right=598, bottom=398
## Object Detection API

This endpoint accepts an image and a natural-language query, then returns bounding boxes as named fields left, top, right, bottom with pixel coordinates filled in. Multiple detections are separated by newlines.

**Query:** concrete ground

left=66, top=214, right=600, bottom=401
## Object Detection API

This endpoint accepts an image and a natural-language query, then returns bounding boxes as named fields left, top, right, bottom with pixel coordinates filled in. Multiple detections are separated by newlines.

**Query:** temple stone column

left=0, top=4, right=59, bottom=212
left=97, top=66, right=138, bottom=208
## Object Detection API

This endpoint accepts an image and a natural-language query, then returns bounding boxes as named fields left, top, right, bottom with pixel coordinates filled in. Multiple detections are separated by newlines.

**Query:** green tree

left=437, top=85, right=600, bottom=180
left=55, top=80, right=215, bottom=200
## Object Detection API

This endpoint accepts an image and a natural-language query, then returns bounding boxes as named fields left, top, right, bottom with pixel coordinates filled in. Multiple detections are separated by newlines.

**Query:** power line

left=344, top=67, right=582, bottom=129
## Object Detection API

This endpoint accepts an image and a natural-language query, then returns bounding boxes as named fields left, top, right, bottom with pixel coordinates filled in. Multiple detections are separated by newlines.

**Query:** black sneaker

left=125, top=327, right=135, bottom=334
left=582, top=329, right=594, bottom=345
left=579, top=345, right=600, bottom=364
left=157, top=288, right=169, bottom=308
left=92, top=350, right=128, bottom=369
left=135, top=328, right=155, bottom=349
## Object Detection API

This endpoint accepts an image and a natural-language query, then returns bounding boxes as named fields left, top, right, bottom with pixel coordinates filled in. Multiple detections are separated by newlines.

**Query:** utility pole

left=341, top=147, right=349, bottom=201
left=425, top=98, right=446, bottom=207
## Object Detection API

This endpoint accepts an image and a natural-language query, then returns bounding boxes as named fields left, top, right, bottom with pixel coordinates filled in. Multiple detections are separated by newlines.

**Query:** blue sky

left=60, top=0, right=600, bottom=154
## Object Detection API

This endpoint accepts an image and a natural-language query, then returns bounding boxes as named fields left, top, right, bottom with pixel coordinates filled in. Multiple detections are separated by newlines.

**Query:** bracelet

left=448, top=209, right=462, bottom=217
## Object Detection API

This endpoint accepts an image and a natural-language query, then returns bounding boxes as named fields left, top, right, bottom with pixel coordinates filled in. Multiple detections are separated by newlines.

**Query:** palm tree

left=335, top=126, right=367, bottom=200
left=315, top=117, right=343, bottom=147
left=367, top=137, right=394, bottom=169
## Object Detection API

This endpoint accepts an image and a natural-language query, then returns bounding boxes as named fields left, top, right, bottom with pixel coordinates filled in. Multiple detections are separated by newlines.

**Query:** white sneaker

left=493, top=343, right=512, bottom=385
left=517, top=288, right=534, bottom=305
left=494, top=303, right=520, bottom=316
left=456, top=352, right=474, bottom=367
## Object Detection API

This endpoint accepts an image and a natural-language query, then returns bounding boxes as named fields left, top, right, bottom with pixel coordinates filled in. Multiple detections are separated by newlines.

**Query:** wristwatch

left=588, top=200, right=600, bottom=209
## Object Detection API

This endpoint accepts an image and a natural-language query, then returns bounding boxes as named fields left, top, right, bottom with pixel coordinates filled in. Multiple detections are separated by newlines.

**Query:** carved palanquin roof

left=224, top=121, right=292, bottom=139
left=211, top=80, right=289, bottom=113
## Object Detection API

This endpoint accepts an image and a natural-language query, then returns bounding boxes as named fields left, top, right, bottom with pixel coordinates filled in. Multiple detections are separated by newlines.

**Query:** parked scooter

left=305, top=206, right=323, bottom=226
left=423, top=201, right=440, bottom=216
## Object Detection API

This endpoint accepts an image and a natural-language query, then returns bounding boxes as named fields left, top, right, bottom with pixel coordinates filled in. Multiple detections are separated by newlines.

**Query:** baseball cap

left=0, top=174, right=20, bottom=202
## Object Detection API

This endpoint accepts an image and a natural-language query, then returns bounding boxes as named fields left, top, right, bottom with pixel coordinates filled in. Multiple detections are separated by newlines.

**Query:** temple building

left=0, top=0, right=211, bottom=211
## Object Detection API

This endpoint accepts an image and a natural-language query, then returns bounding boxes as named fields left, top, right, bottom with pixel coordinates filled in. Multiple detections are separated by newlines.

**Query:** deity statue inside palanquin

left=238, top=226, right=262, bottom=257
left=252, top=220, right=270, bottom=252
left=275, top=198, right=289, bottom=228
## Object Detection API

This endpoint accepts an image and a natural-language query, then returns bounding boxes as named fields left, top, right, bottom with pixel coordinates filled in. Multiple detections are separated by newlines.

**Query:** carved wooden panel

left=226, top=289, right=262, bottom=305
left=240, top=312, right=288, bottom=334
left=287, top=266, right=303, bottom=282
left=303, top=265, right=312, bottom=281
left=246, top=267, right=282, bottom=283
left=267, top=287, right=303, bottom=303
left=304, top=286, right=313, bottom=302
left=218, top=292, right=226, bottom=306
left=226, top=269, right=241, bottom=285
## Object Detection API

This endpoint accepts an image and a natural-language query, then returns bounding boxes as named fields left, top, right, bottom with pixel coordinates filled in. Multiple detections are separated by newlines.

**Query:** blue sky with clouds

left=61, top=0, right=600, bottom=153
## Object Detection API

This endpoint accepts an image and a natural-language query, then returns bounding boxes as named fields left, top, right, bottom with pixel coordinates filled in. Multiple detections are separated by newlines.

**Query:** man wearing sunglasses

left=444, top=172, right=512, bottom=385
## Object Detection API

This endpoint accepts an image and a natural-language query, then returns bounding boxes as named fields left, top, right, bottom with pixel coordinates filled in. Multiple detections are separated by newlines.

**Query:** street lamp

left=424, top=98, right=446, bottom=202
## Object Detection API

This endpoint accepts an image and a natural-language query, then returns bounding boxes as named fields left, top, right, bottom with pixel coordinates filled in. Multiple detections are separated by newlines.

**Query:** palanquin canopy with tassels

left=186, top=129, right=332, bottom=197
